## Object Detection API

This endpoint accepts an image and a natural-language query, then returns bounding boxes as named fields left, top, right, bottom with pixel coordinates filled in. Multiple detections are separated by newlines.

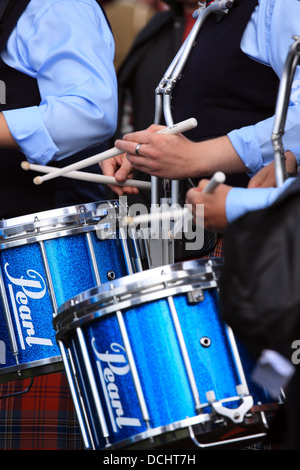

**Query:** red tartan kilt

left=0, top=372, right=83, bottom=450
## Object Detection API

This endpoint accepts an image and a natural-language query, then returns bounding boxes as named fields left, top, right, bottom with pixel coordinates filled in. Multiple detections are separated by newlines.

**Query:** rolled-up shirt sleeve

left=1, top=0, right=117, bottom=165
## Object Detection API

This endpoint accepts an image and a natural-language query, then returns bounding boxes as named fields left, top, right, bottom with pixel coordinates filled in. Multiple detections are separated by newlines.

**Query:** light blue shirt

left=228, top=0, right=300, bottom=174
left=1, top=0, right=117, bottom=165
left=226, top=177, right=296, bottom=223
left=227, top=144, right=300, bottom=222
left=225, top=0, right=300, bottom=223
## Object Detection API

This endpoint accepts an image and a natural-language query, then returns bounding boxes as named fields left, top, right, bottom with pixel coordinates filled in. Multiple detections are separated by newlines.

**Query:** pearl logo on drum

left=4, top=263, right=53, bottom=349
left=91, top=339, right=142, bottom=432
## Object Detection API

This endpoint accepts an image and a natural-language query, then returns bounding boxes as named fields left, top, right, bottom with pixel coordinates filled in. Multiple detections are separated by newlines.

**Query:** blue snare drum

left=54, top=259, right=278, bottom=450
left=0, top=200, right=141, bottom=383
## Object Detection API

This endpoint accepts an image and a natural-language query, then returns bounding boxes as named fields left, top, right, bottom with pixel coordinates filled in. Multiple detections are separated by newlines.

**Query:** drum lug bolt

left=107, top=270, right=116, bottom=281
left=187, top=288, right=204, bottom=303
left=200, top=336, right=211, bottom=348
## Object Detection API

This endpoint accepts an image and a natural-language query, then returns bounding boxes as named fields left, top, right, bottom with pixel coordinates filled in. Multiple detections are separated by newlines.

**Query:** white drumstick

left=169, top=171, right=226, bottom=238
left=33, top=118, right=198, bottom=185
left=123, top=208, right=187, bottom=226
left=21, top=162, right=151, bottom=190
left=201, top=171, right=226, bottom=194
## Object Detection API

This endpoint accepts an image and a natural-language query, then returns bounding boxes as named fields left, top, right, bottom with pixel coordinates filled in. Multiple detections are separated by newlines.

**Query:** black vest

left=171, top=0, right=280, bottom=187
left=0, top=0, right=111, bottom=219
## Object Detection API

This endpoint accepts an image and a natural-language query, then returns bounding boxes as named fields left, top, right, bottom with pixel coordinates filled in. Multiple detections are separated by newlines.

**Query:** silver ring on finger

left=135, top=143, right=142, bottom=156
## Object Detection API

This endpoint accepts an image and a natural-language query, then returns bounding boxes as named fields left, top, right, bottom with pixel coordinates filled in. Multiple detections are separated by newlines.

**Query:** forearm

left=0, top=113, right=18, bottom=148
left=190, top=135, right=249, bottom=178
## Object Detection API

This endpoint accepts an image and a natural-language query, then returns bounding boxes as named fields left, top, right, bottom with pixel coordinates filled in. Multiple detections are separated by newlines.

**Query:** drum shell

left=55, top=259, right=274, bottom=449
left=0, top=200, right=137, bottom=383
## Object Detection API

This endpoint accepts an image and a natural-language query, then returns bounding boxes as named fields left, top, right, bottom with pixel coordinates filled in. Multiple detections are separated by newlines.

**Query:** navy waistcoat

left=171, top=0, right=279, bottom=187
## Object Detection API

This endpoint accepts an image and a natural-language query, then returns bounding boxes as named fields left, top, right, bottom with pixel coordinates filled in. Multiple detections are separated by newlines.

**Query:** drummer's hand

left=248, top=162, right=276, bottom=188
left=248, top=151, right=298, bottom=188
left=115, top=128, right=248, bottom=180
left=99, top=154, right=138, bottom=196
left=114, top=125, right=196, bottom=180
left=186, top=179, right=232, bottom=233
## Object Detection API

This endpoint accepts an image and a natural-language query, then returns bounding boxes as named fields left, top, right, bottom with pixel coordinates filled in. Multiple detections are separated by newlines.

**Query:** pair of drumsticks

left=22, top=118, right=225, bottom=236
left=22, top=118, right=198, bottom=189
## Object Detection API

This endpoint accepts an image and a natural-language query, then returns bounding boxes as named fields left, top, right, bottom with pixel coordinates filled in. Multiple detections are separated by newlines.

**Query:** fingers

left=247, top=162, right=276, bottom=189
left=114, top=138, right=141, bottom=157
left=285, top=151, right=298, bottom=174
left=123, top=125, right=165, bottom=143
left=114, top=125, right=166, bottom=156
left=185, top=180, right=231, bottom=232
left=114, top=156, right=134, bottom=182
left=115, top=128, right=195, bottom=180
left=99, top=156, right=138, bottom=196
left=114, top=137, right=155, bottom=177
left=114, top=161, right=139, bottom=196
left=185, top=183, right=208, bottom=219
left=195, top=179, right=210, bottom=192
left=247, top=176, right=264, bottom=188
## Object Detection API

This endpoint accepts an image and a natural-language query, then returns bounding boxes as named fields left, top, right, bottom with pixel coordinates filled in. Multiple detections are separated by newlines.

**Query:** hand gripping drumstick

left=33, top=118, right=198, bottom=185
left=123, top=171, right=226, bottom=234
left=169, top=171, right=226, bottom=239
left=21, top=162, right=152, bottom=190
left=201, top=170, right=226, bottom=194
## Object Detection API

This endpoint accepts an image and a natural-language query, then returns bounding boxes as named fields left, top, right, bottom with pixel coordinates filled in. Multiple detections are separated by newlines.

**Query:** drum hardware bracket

left=187, top=288, right=204, bottom=303
left=34, top=216, right=41, bottom=234
left=96, top=223, right=117, bottom=240
left=188, top=422, right=266, bottom=449
left=205, top=388, right=254, bottom=424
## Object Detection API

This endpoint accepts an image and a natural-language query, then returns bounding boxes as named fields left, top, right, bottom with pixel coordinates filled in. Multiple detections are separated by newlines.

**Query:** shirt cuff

left=225, top=180, right=296, bottom=224
left=227, top=126, right=263, bottom=175
left=3, top=106, right=59, bottom=165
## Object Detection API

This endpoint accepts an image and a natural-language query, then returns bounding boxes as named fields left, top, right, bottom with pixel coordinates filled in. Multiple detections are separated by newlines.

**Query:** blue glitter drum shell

left=43, top=232, right=129, bottom=307
left=0, top=243, right=60, bottom=375
left=55, top=259, right=275, bottom=449
left=0, top=201, right=136, bottom=382
left=62, top=288, right=264, bottom=448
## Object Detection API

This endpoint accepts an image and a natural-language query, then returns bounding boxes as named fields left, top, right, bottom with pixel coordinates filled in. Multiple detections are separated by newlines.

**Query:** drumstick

left=123, top=208, right=187, bottom=226
left=201, top=171, right=226, bottom=194
left=169, top=171, right=226, bottom=239
left=33, top=118, right=198, bottom=185
left=21, top=162, right=151, bottom=190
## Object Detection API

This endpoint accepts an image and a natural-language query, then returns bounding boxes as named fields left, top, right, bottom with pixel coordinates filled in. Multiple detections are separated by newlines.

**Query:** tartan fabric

left=203, top=235, right=224, bottom=259
left=0, top=372, right=83, bottom=450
